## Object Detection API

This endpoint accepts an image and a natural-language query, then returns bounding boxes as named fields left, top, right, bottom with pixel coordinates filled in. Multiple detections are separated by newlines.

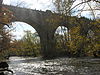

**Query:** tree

left=53, top=0, right=74, bottom=15
left=22, top=31, right=40, bottom=56
left=52, top=0, right=100, bottom=57
left=0, top=7, right=13, bottom=49
left=10, top=31, right=41, bottom=57
left=84, top=20, right=100, bottom=57
left=0, top=0, right=14, bottom=59
left=53, top=0, right=100, bottom=18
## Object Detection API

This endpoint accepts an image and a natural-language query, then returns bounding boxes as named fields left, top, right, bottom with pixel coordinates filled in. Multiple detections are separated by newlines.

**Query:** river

left=5, top=56, right=100, bottom=75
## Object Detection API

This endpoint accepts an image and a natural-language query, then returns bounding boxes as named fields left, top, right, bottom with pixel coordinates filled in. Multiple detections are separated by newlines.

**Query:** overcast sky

left=3, top=0, right=55, bottom=11
left=3, top=0, right=100, bottom=18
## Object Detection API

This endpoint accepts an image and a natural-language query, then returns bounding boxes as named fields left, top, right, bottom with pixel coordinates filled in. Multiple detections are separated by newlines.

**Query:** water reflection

left=7, top=57, right=100, bottom=75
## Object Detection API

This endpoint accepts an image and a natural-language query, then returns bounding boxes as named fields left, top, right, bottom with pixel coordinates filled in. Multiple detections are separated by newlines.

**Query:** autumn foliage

left=0, top=4, right=14, bottom=59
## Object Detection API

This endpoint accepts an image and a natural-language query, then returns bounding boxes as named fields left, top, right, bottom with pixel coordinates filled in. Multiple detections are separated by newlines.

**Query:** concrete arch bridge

left=3, top=5, right=92, bottom=58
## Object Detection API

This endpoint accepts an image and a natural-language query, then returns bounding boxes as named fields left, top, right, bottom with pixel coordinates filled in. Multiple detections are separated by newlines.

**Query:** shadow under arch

left=9, top=21, right=41, bottom=57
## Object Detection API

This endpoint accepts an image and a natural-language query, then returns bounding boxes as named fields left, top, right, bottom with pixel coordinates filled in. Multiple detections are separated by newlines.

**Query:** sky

left=3, top=0, right=100, bottom=40
left=3, top=0, right=55, bottom=11
left=3, top=0, right=99, bottom=17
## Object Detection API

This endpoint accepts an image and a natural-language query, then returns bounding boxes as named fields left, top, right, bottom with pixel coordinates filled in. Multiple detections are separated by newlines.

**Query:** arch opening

left=54, top=26, right=70, bottom=56
left=7, top=21, right=41, bottom=57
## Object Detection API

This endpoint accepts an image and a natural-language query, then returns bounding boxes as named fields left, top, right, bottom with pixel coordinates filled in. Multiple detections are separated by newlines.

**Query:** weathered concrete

left=3, top=5, right=90, bottom=58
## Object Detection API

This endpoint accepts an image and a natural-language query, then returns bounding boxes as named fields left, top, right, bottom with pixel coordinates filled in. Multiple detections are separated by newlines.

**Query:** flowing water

left=5, top=56, right=100, bottom=75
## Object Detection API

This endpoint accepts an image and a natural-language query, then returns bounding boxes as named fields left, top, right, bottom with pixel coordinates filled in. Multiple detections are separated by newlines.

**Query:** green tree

left=20, top=31, right=41, bottom=57
left=84, top=20, right=100, bottom=57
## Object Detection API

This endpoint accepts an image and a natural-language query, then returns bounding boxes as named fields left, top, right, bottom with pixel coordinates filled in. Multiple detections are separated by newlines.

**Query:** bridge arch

left=9, top=21, right=41, bottom=56
left=53, top=26, right=69, bottom=55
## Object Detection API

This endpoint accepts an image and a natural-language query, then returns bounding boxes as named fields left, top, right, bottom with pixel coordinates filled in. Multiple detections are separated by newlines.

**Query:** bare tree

left=53, top=0, right=100, bottom=19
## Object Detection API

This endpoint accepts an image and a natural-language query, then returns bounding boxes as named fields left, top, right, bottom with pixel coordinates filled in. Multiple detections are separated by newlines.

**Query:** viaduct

left=3, top=5, right=91, bottom=58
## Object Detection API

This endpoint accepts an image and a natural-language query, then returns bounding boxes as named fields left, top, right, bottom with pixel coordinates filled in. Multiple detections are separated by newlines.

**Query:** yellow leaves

left=67, top=41, right=74, bottom=48
left=70, top=26, right=84, bottom=44
left=70, top=26, right=80, bottom=35
left=94, top=43, right=100, bottom=50
left=67, top=40, right=77, bottom=52
left=2, top=15, right=10, bottom=23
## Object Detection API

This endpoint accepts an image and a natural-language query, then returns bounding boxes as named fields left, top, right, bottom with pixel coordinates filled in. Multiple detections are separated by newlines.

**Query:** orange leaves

left=0, top=7, right=13, bottom=24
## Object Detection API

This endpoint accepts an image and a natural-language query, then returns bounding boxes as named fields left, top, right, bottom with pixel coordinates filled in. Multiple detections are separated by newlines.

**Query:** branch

left=86, top=0, right=96, bottom=19
left=0, top=22, right=10, bottom=28
left=94, top=0, right=100, bottom=3
left=70, top=0, right=100, bottom=11
left=70, top=0, right=90, bottom=11
left=77, top=9, right=100, bottom=11
left=76, top=3, right=86, bottom=17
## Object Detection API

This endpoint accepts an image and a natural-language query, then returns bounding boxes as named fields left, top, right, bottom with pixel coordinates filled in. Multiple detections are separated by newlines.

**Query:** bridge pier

left=40, top=30, right=56, bottom=59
